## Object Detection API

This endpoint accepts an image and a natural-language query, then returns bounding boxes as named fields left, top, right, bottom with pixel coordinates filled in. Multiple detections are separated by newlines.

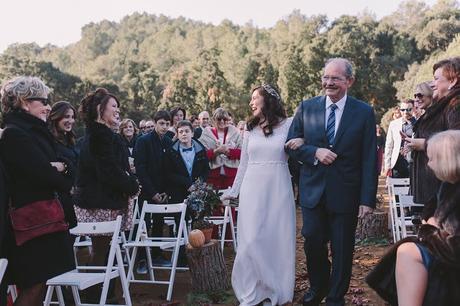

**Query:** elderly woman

left=199, top=107, right=242, bottom=189
left=405, top=58, right=460, bottom=205
left=74, top=88, right=139, bottom=298
left=0, top=77, right=74, bottom=306
left=48, top=101, right=78, bottom=228
left=367, top=130, right=460, bottom=306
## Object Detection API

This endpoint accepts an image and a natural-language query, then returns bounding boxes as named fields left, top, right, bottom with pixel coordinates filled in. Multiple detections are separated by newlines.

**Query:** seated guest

left=165, top=120, right=209, bottom=203
left=134, top=110, right=173, bottom=271
left=367, top=130, right=460, bottom=306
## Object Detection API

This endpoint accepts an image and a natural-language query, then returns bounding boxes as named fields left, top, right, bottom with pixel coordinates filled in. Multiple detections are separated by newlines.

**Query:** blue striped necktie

left=326, top=103, right=338, bottom=145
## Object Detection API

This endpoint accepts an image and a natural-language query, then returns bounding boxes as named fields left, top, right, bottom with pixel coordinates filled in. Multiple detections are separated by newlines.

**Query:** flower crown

left=262, top=84, right=281, bottom=101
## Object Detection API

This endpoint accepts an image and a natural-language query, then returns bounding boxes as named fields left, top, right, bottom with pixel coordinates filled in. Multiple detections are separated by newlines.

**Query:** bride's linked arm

left=285, top=104, right=318, bottom=165
left=221, top=130, right=249, bottom=199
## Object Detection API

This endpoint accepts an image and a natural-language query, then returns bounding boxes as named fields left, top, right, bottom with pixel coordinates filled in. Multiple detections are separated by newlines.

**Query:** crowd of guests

left=0, top=56, right=458, bottom=306
left=369, top=57, right=460, bottom=306
left=0, top=76, right=242, bottom=305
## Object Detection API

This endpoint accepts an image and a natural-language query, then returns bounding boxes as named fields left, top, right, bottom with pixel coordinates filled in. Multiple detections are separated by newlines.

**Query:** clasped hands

left=214, top=144, right=230, bottom=156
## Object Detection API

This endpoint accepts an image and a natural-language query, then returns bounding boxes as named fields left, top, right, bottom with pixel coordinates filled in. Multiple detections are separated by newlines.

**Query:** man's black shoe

left=302, top=288, right=327, bottom=306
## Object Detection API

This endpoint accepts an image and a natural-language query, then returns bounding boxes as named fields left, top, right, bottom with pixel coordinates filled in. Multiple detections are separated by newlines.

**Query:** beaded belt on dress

left=248, top=161, right=288, bottom=165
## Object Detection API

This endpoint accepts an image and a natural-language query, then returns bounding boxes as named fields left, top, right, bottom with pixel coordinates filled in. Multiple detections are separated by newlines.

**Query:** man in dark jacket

left=133, top=111, right=173, bottom=270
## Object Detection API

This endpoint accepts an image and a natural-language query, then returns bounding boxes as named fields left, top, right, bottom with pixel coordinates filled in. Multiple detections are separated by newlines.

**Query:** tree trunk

left=185, top=240, right=230, bottom=293
left=355, top=211, right=389, bottom=241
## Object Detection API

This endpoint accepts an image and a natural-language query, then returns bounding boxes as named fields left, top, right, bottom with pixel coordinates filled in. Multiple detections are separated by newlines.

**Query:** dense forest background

left=1, top=0, right=459, bottom=130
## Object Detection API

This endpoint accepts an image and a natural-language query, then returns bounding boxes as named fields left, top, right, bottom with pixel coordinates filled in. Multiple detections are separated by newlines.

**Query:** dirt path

left=130, top=176, right=391, bottom=305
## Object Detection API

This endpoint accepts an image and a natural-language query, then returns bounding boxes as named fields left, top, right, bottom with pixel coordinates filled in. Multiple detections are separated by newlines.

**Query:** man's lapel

left=310, top=96, right=327, bottom=144
left=333, top=97, right=357, bottom=147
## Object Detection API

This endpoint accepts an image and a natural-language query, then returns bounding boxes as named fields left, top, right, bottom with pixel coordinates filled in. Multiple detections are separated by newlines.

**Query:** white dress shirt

left=325, top=94, right=347, bottom=136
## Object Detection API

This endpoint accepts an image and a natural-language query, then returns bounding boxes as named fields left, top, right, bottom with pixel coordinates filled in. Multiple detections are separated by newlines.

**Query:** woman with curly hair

left=222, top=84, right=303, bottom=305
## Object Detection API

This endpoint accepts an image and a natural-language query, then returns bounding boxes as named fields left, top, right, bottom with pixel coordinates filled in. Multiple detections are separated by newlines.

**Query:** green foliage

left=1, top=1, right=459, bottom=123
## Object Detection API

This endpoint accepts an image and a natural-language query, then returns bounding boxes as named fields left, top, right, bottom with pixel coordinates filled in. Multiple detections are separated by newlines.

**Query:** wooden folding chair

left=124, top=202, right=187, bottom=301
left=44, top=216, right=132, bottom=306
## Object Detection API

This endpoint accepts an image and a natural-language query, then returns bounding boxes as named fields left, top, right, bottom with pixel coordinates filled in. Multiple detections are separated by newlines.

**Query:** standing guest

left=74, top=88, right=139, bottom=292
left=404, top=58, right=460, bottom=205
left=165, top=120, right=209, bottom=203
left=0, top=130, right=8, bottom=306
left=199, top=108, right=242, bottom=190
left=165, top=106, right=186, bottom=140
left=287, top=58, right=377, bottom=306
left=119, top=119, right=139, bottom=158
left=222, top=84, right=300, bottom=305
left=138, top=119, right=147, bottom=134
left=412, top=102, right=424, bottom=120
left=384, top=99, right=415, bottom=178
left=48, top=101, right=78, bottom=228
left=367, top=130, right=460, bottom=306
left=134, top=110, right=173, bottom=271
left=376, top=124, right=386, bottom=174
left=190, top=115, right=200, bottom=130
left=392, top=106, right=402, bottom=120
left=0, top=76, right=75, bottom=306
left=193, top=111, right=210, bottom=139
left=144, top=120, right=155, bottom=134
left=237, top=120, right=246, bottom=137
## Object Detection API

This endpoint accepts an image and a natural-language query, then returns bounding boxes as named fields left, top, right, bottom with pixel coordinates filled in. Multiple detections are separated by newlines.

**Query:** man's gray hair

left=325, top=58, right=354, bottom=79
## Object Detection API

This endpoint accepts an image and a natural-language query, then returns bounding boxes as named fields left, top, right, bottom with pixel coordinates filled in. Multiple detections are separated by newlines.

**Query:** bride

left=223, top=84, right=303, bottom=305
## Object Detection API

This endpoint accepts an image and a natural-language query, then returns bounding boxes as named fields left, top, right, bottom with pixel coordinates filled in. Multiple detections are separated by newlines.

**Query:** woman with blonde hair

left=119, top=118, right=139, bottom=157
left=368, top=130, right=460, bottom=306
left=0, top=76, right=74, bottom=306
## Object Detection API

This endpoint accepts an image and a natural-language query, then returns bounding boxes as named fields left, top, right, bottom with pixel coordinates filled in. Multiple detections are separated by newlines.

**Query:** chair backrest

left=135, top=202, right=187, bottom=242
left=71, top=216, right=122, bottom=272
left=0, top=258, right=7, bottom=283
left=127, top=198, right=141, bottom=241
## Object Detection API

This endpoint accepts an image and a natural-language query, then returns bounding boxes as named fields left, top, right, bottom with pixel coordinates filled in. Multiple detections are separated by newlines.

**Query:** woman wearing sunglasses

left=405, top=58, right=460, bottom=207
left=0, top=76, right=74, bottom=306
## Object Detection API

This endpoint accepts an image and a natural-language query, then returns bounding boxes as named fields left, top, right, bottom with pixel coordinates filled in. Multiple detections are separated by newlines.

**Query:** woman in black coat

left=0, top=76, right=75, bottom=306
left=48, top=101, right=78, bottom=228
left=74, top=88, right=139, bottom=270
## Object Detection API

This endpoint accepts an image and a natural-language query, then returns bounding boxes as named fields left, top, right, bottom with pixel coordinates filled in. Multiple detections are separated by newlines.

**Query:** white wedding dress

left=225, top=118, right=296, bottom=306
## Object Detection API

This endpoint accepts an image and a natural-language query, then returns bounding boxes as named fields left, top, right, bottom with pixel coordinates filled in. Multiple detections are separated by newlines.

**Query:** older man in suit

left=286, top=58, right=377, bottom=306
left=384, top=99, right=415, bottom=178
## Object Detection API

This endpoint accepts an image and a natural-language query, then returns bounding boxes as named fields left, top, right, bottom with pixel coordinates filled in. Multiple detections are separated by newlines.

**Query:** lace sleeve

left=224, top=130, right=250, bottom=198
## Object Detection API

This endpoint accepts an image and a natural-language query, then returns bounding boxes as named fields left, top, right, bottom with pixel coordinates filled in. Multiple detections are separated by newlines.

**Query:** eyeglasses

left=26, top=97, right=50, bottom=106
left=216, top=117, right=229, bottom=122
left=414, top=93, right=424, bottom=99
left=400, top=108, right=413, bottom=112
left=321, top=76, right=346, bottom=83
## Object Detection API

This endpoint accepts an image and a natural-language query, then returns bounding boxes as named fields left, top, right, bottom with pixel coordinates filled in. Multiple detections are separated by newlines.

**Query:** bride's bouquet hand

left=220, top=190, right=237, bottom=201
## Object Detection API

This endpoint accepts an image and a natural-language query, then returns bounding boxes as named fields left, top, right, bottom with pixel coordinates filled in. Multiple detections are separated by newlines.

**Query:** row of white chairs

left=387, top=177, right=424, bottom=242
left=43, top=197, right=239, bottom=305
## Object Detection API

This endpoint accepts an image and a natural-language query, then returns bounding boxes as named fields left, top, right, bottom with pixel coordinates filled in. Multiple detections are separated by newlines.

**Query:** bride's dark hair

left=247, top=84, right=287, bottom=137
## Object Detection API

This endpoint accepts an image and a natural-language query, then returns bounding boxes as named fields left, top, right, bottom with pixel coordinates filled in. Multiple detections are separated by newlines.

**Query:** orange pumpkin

left=189, top=229, right=205, bottom=248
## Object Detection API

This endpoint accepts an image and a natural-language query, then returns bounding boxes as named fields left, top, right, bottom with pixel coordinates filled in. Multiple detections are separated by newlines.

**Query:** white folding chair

left=127, top=197, right=141, bottom=243
left=124, top=202, right=188, bottom=301
left=398, top=195, right=424, bottom=238
left=207, top=197, right=237, bottom=252
left=387, top=178, right=424, bottom=242
left=7, top=285, right=17, bottom=303
left=44, top=216, right=132, bottom=306
left=0, top=259, right=7, bottom=284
